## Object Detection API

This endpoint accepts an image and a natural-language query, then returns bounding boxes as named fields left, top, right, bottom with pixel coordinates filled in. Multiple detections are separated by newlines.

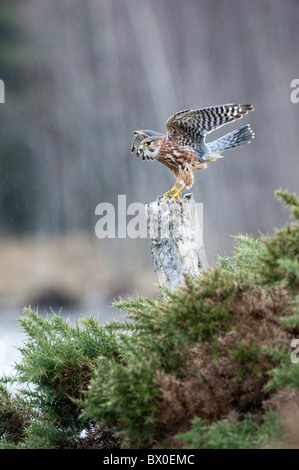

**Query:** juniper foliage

left=175, top=412, right=283, bottom=449
left=0, top=310, right=120, bottom=448
left=0, top=189, right=299, bottom=449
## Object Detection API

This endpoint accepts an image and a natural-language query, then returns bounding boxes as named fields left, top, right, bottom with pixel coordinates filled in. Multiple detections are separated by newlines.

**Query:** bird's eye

left=146, top=142, right=151, bottom=146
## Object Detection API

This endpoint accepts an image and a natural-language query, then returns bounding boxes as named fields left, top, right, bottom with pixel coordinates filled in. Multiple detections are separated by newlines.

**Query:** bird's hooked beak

left=139, top=143, right=145, bottom=152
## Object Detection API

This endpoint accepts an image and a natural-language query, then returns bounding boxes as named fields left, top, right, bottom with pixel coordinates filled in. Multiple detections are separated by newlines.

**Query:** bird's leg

left=170, top=184, right=185, bottom=203
left=163, top=180, right=179, bottom=198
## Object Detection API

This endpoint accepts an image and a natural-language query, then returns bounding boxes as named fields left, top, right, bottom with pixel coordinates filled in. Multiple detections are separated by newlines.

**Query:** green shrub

left=176, top=413, right=283, bottom=449
left=0, top=309, right=120, bottom=448
left=0, top=189, right=298, bottom=449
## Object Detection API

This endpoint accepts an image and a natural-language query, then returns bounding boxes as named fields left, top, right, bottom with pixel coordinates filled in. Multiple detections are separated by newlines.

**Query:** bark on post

left=145, top=193, right=208, bottom=290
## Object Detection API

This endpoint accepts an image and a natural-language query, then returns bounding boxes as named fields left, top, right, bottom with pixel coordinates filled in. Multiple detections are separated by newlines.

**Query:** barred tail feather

left=207, top=124, right=254, bottom=155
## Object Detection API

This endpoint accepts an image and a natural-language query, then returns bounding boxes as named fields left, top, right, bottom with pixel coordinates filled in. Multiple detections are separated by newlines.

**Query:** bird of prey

left=131, top=104, right=254, bottom=201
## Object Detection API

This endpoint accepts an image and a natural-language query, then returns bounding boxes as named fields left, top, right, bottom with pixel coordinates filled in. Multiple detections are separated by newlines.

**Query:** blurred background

left=0, top=0, right=299, bottom=372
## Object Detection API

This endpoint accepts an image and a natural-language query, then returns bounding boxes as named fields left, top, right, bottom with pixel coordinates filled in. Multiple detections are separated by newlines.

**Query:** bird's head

left=139, top=137, right=162, bottom=159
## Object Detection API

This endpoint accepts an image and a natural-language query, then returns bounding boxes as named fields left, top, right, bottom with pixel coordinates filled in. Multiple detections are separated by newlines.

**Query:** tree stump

left=145, top=193, right=208, bottom=290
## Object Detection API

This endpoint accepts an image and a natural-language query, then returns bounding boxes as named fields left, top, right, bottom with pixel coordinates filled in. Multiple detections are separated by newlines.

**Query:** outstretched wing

left=131, top=130, right=164, bottom=159
left=165, top=104, right=254, bottom=150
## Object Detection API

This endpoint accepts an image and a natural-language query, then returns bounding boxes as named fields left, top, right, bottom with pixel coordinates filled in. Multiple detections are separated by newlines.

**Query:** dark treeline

left=0, top=0, right=298, bottom=263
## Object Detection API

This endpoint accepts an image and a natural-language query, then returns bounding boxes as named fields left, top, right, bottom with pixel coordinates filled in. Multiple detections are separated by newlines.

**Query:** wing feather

left=165, top=104, right=254, bottom=150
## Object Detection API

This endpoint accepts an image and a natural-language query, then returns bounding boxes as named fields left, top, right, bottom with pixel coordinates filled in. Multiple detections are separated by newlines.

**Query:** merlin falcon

left=131, top=104, right=254, bottom=202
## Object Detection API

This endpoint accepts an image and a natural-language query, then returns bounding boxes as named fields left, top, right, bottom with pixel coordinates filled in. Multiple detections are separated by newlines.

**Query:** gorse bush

left=175, top=412, right=283, bottom=449
left=0, top=189, right=299, bottom=449
left=0, top=312, right=121, bottom=448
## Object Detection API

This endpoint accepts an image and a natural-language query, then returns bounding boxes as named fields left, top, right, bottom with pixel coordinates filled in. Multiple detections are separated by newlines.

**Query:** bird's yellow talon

left=169, top=184, right=185, bottom=202
left=163, top=180, right=179, bottom=198
left=170, top=191, right=181, bottom=203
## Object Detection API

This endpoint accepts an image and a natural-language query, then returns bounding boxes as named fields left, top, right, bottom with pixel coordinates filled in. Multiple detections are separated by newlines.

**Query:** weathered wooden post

left=145, top=193, right=208, bottom=290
